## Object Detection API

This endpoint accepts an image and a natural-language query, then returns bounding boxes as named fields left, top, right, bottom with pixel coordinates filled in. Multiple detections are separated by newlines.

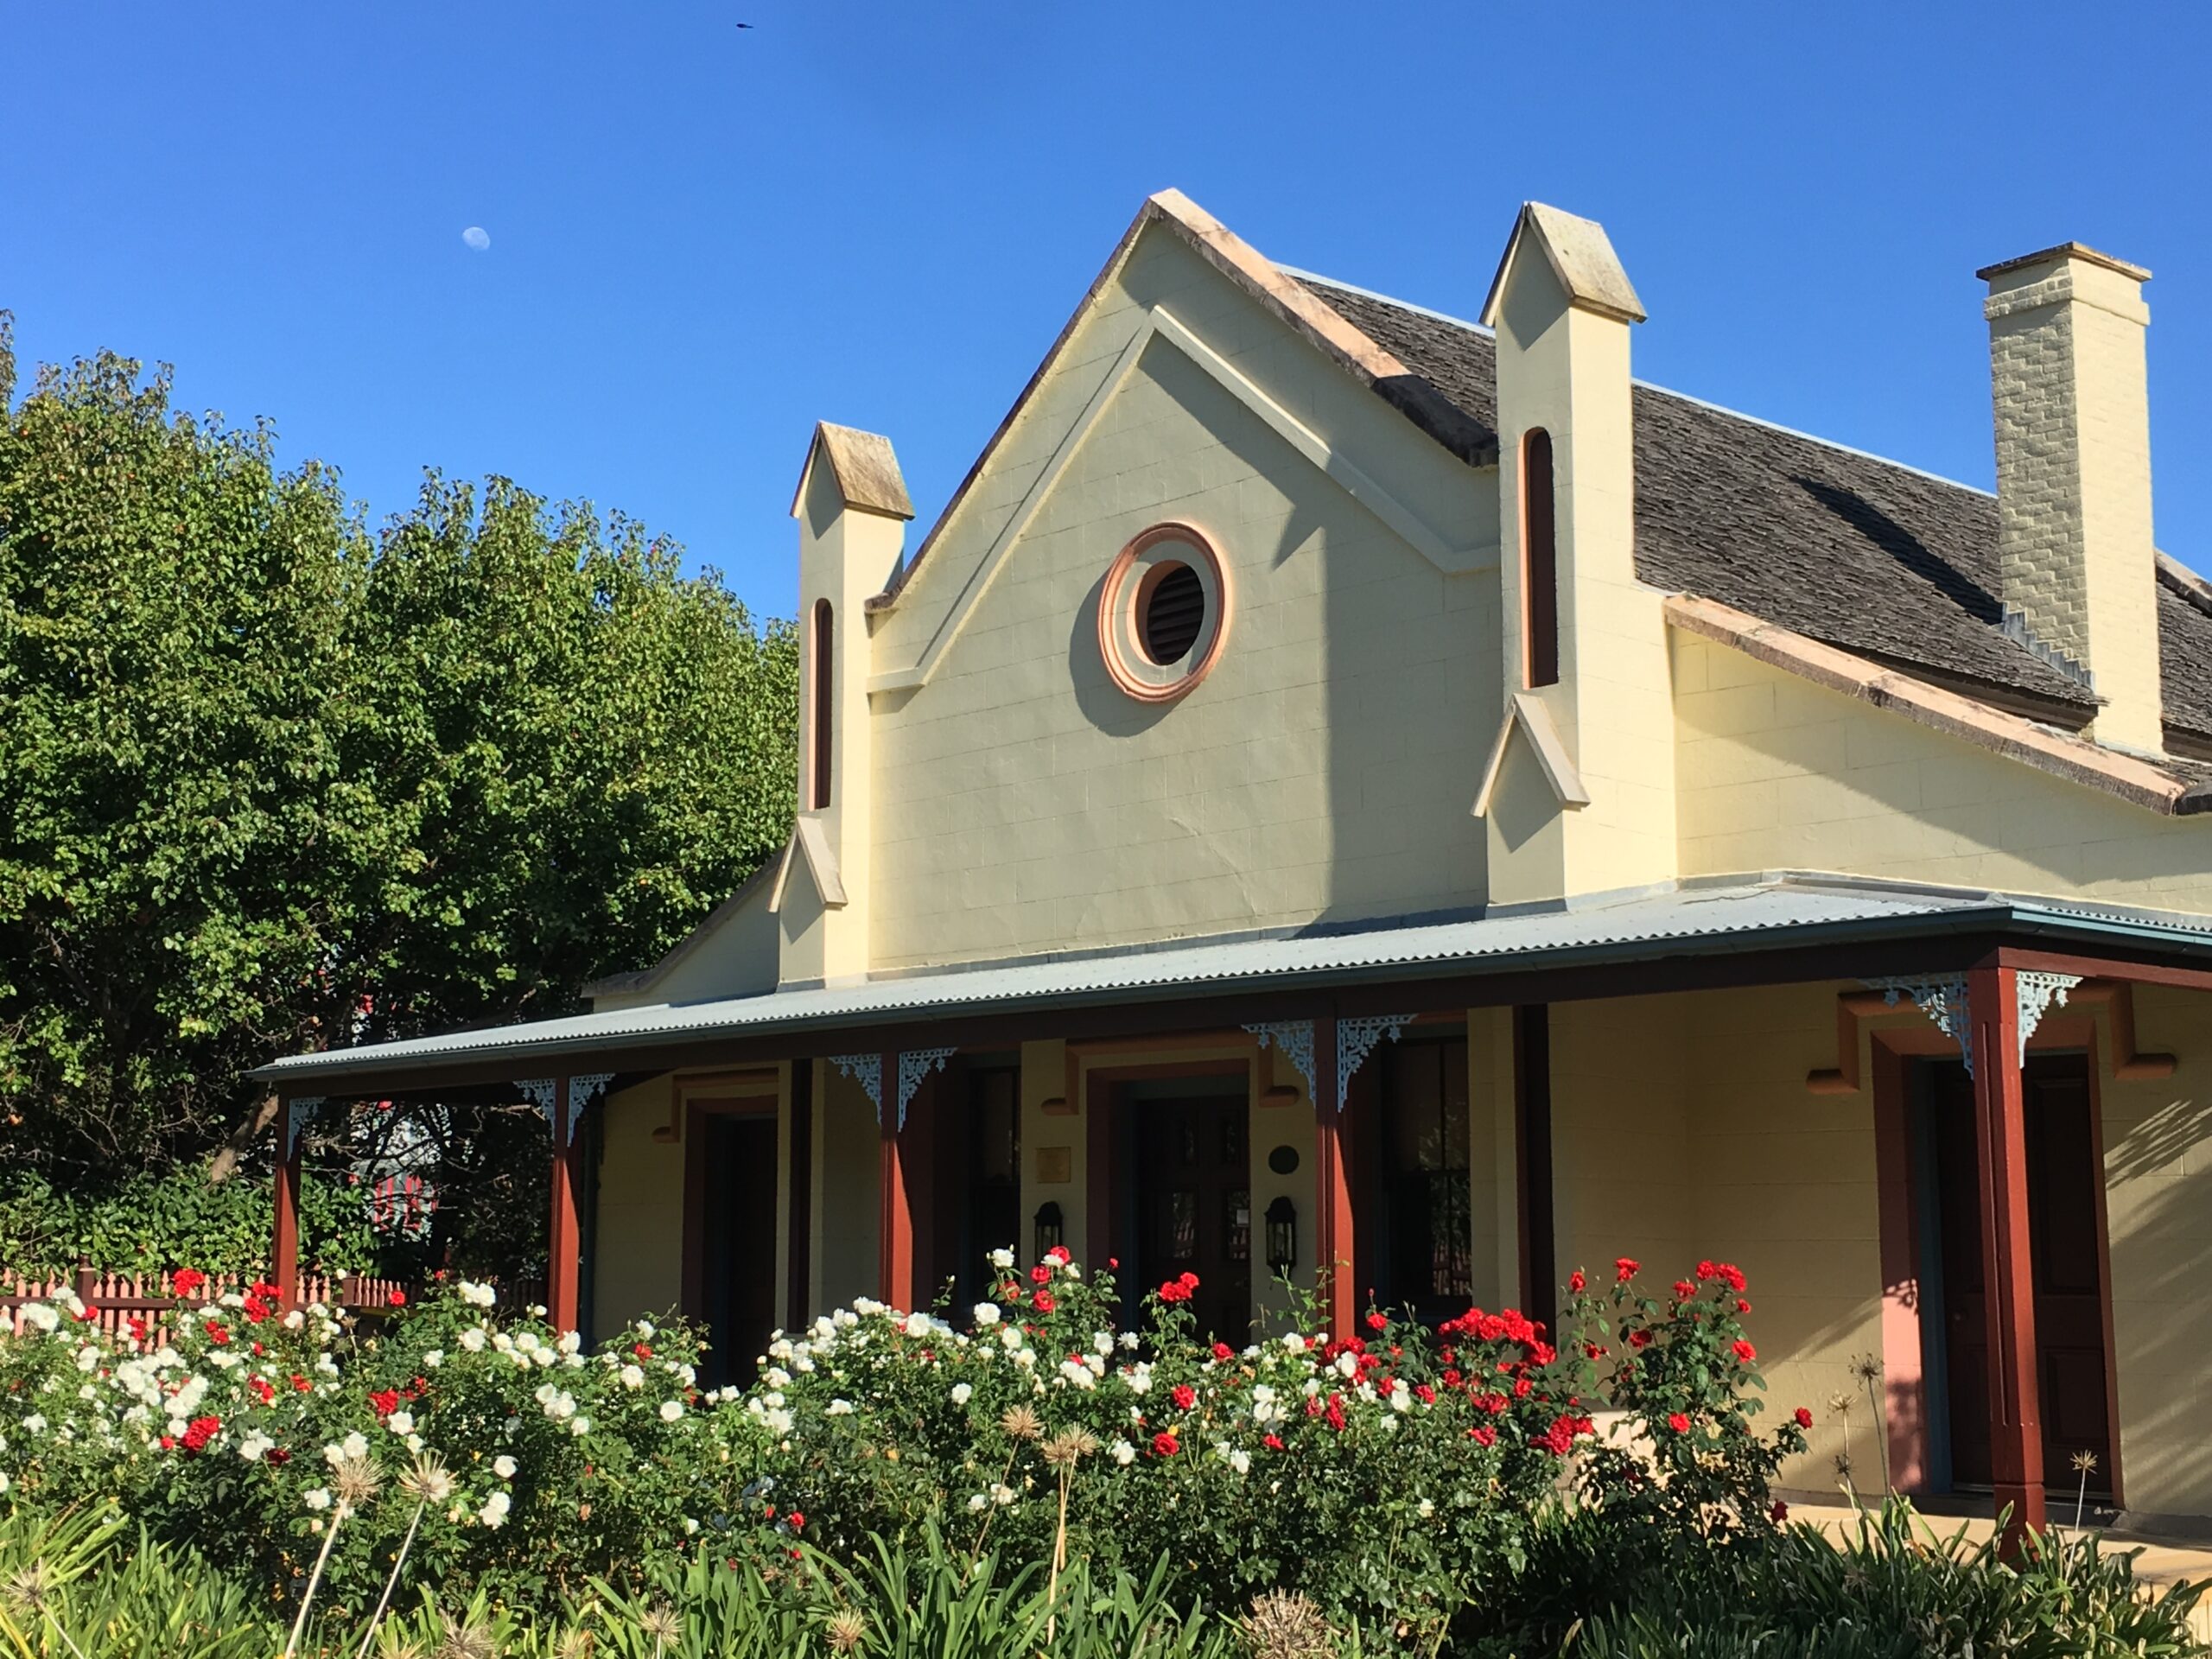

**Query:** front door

left=1135, top=1095, right=1251, bottom=1344
left=1929, top=1054, right=2113, bottom=1493
left=699, top=1112, right=780, bottom=1389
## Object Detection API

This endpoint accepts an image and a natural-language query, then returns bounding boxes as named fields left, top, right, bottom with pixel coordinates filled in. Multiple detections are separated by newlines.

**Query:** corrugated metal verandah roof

left=253, top=875, right=2212, bottom=1086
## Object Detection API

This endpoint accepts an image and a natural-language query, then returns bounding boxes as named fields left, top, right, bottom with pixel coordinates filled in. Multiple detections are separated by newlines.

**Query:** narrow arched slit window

left=810, top=599, right=834, bottom=810
left=1521, top=429, right=1560, bottom=690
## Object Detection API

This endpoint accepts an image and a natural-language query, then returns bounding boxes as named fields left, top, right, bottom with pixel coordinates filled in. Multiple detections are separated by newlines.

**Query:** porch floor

left=1787, top=1503, right=2212, bottom=1643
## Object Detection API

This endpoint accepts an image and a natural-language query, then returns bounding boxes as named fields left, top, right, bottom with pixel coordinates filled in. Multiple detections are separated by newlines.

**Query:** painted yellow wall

left=811, top=1059, right=881, bottom=1313
left=1674, top=631, right=2212, bottom=912
left=594, top=1076, right=684, bottom=1334
left=1019, top=1040, right=1083, bottom=1273
left=861, top=226, right=1500, bottom=971
left=593, top=879, right=781, bottom=1014
left=2100, top=983, right=2212, bottom=1518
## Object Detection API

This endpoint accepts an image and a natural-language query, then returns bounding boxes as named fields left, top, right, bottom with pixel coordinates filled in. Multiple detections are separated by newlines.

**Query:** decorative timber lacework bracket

left=2015, top=973, right=2084, bottom=1065
left=830, top=1054, right=885, bottom=1122
left=1862, top=977, right=1974, bottom=1075
left=1335, top=1014, right=1416, bottom=1113
left=561, top=1075, right=615, bottom=1146
left=283, top=1096, right=327, bottom=1161
left=896, top=1048, right=957, bottom=1133
left=516, top=1078, right=559, bottom=1139
left=1243, top=1021, right=1316, bottom=1102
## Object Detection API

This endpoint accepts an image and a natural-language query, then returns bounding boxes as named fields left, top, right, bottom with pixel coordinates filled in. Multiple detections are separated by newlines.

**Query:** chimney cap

left=1976, top=241, right=2150, bottom=286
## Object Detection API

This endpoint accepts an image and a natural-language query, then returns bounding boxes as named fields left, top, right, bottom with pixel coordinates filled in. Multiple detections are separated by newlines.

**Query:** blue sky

left=6, top=3, right=2209, bottom=614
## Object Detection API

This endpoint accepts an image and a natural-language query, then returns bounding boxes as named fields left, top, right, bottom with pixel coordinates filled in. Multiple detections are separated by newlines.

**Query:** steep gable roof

left=1295, top=274, right=2212, bottom=744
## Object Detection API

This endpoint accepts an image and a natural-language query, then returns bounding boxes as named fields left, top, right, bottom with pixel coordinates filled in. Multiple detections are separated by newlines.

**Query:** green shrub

left=0, top=1165, right=378, bottom=1281
left=1476, top=1497, right=2206, bottom=1658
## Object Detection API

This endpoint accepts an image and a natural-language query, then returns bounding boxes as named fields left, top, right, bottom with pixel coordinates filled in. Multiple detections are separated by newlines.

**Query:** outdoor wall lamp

left=1266, top=1196, right=1298, bottom=1276
left=1033, top=1200, right=1064, bottom=1262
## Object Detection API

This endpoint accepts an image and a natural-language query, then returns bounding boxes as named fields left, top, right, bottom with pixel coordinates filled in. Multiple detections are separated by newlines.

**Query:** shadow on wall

left=2103, top=1077, right=2212, bottom=1517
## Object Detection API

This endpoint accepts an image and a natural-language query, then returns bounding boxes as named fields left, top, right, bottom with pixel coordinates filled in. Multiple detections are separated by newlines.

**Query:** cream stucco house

left=257, top=192, right=2212, bottom=1537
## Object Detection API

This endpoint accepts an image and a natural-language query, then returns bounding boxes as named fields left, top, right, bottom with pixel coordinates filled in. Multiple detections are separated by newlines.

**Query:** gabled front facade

left=260, top=192, right=2212, bottom=1538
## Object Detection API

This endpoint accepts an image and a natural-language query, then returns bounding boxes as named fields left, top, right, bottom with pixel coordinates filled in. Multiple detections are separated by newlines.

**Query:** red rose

left=1770, top=1500, right=1789, bottom=1522
left=1263, top=1433, right=1284, bottom=1450
left=787, top=1510, right=805, bottom=1530
left=633, top=1342, right=653, bottom=1360
left=1179, top=1271, right=1199, bottom=1291
left=1794, top=1407, right=1813, bottom=1428
left=369, top=1389, right=401, bottom=1418
left=387, top=1288, right=406, bottom=1307
left=265, top=1447, right=290, bottom=1466
left=1615, top=1258, right=1639, bottom=1282
left=1151, top=1432, right=1179, bottom=1459
left=291, top=1374, right=310, bottom=1392
left=1030, top=1265, right=1052, bottom=1285
left=181, top=1414, right=221, bottom=1453
left=1629, top=1330, right=1652, bottom=1350
left=171, top=1268, right=206, bottom=1297
left=1045, top=1245, right=1071, bottom=1266
left=1364, top=1311, right=1387, bottom=1332
left=1171, top=1384, right=1197, bottom=1411
left=1567, top=1270, right=1586, bottom=1293
left=1732, top=1339, right=1756, bottom=1363
left=1668, top=1412, right=1691, bottom=1433
left=1211, top=1342, right=1234, bottom=1363
left=1158, top=1279, right=1192, bottom=1305
left=1696, top=1261, right=1717, bottom=1281
left=1471, top=1426, right=1497, bottom=1447
left=1032, top=1292, right=1055, bottom=1314
left=1673, top=1281, right=1696, bottom=1300
left=202, top=1320, right=231, bottom=1346
left=1414, top=1383, right=1435, bottom=1404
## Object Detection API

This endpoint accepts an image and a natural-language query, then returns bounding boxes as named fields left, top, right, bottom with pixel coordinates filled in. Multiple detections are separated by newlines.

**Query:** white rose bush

left=0, top=1269, right=760, bottom=1618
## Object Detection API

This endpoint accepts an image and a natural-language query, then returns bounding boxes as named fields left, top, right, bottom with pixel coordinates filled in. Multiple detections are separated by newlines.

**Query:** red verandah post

left=546, top=1072, right=582, bottom=1333
left=1313, top=1014, right=1356, bottom=1343
left=878, top=1047, right=918, bottom=1311
left=1967, top=962, right=2046, bottom=1548
left=273, top=1091, right=302, bottom=1313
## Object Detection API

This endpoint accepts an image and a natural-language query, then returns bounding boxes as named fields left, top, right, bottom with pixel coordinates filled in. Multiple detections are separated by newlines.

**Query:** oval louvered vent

left=1141, top=563, right=1205, bottom=664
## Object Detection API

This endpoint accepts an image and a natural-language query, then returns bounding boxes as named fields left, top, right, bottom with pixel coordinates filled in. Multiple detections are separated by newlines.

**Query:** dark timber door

left=701, top=1114, right=779, bottom=1389
left=1929, top=1054, right=2111, bottom=1492
left=1136, top=1096, right=1251, bottom=1344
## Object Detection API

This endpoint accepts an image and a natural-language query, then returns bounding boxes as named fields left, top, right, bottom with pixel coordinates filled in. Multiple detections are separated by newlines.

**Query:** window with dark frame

left=1521, top=429, right=1560, bottom=689
left=810, top=598, right=834, bottom=810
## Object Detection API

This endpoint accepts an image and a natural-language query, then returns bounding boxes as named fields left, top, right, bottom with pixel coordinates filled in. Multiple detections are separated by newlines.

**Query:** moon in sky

left=461, top=226, right=491, bottom=252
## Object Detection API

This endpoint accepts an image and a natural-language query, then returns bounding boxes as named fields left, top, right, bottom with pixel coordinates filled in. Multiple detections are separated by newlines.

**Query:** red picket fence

left=0, top=1265, right=417, bottom=1343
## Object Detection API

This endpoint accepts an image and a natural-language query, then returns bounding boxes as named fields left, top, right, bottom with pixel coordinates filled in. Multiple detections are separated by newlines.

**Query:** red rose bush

left=0, top=1249, right=1809, bottom=1633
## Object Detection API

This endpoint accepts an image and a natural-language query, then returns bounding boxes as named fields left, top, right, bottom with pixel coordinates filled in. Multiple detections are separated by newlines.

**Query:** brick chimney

left=1980, top=242, right=2163, bottom=753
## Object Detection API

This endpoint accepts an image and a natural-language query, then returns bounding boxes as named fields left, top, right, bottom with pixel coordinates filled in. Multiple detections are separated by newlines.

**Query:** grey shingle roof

left=1297, top=275, right=2212, bottom=741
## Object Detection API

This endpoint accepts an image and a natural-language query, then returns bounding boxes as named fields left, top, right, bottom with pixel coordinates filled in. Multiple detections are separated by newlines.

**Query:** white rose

left=570, top=1417, right=591, bottom=1437
left=1418, top=1497, right=1435, bottom=1519
left=825, top=1399, right=854, bottom=1416
left=950, top=1383, right=973, bottom=1406
left=480, top=1491, right=510, bottom=1528
left=493, top=1454, right=518, bottom=1478
left=303, top=1488, right=332, bottom=1511
left=902, top=1313, right=931, bottom=1339
left=458, top=1329, right=486, bottom=1353
left=620, top=1365, right=645, bottom=1390
left=972, top=1304, right=1001, bottom=1328
left=422, top=1351, right=442, bottom=1369
left=387, top=1411, right=415, bottom=1434
left=658, top=1401, right=683, bottom=1422
left=1229, top=1448, right=1251, bottom=1474
left=1111, top=1439, right=1136, bottom=1466
left=988, top=1248, right=1014, bottom=1270
left=341, top=1432, right=369, bottom=1460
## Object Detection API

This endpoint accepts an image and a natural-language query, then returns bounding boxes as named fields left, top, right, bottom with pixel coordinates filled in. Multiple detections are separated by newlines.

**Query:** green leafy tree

left=0, top=319, right=798, bottom=1221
